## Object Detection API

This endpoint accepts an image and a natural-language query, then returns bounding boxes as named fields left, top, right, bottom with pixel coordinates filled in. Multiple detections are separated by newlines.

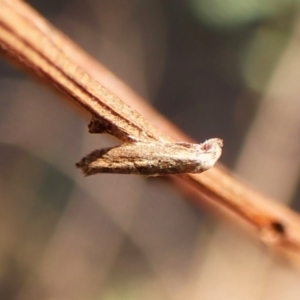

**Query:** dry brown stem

left=1, top=0, right=300, bottom=264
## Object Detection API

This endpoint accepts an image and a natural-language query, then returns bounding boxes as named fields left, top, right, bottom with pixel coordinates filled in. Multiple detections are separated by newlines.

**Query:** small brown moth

left=76, top=138, right=223, bottom=176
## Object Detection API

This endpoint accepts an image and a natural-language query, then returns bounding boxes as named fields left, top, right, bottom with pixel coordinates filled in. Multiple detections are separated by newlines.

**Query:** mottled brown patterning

left=76, top=138, right=223, bottom=176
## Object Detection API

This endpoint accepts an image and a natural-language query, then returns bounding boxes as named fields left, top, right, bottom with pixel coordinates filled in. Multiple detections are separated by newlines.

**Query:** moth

left=76, top=138, right=223, bottom=176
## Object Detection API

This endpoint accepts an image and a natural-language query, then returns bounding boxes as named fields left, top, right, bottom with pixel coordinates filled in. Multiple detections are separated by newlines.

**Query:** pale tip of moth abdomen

left=198, top=138, right=223, bottom=171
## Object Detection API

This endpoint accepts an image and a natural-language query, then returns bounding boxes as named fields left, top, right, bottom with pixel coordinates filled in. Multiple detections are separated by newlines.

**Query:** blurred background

left=1, top=0, right=300, bottom=299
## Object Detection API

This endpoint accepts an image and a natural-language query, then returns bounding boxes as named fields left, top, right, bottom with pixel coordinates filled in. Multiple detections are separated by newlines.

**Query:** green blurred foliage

left=189, top=0, right=297, bottom=94
left=190, top=0, right=300, bottom=29
left=241, top=21, right=292, bottom=92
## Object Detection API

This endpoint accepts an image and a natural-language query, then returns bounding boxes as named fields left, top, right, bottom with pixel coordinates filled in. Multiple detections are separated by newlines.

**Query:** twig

left=1, top=0, right=300, bottom=264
